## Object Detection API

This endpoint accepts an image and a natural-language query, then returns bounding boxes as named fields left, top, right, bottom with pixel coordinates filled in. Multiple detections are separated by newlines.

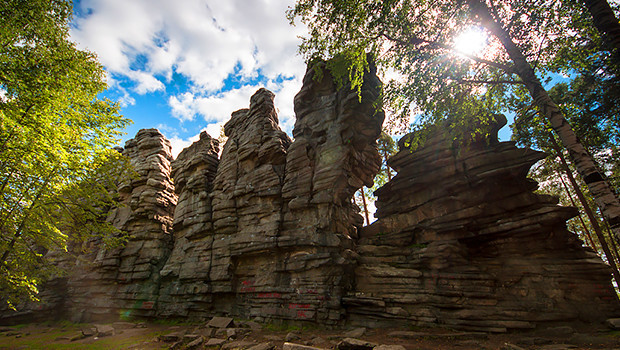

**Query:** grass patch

left=0, top=323, right=168, bottom=350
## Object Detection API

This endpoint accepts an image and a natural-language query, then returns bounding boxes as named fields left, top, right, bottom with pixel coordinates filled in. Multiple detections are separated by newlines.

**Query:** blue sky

left=70, top=0, right=307, bottom=157
left=69, top=0, right=517, bottom=158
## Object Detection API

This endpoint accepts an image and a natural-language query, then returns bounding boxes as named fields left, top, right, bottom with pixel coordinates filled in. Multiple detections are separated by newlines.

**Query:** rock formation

left=157, top=64, right=384, bottom=324
left=346, top=120, right=620, bottom=331
left=2, top=60, right=619, bottom=331
left=158, top=130, right=220, bottom=317
left=67, top=128, right=177, bottom=321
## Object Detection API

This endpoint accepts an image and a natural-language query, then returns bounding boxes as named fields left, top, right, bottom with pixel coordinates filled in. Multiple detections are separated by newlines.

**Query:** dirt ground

left=1, top=320, right=620, bottom=350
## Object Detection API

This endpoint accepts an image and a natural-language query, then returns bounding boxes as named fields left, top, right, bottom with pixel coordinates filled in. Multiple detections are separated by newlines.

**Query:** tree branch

left=457, top=78, right=525, bottom=85
left=383, top=33, right=516, bottom=74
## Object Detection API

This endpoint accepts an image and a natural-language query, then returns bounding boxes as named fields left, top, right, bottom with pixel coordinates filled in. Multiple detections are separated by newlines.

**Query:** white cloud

left=205, top=121, right=225, bottom=140
left=167, top=76, right=302, bottom=136
left=168, top=92, right=197, bottom=122
left=128, top=71, right=165, bottom=94
left=167, top=133, right=200, bottom=159
left=70, top=0, right=306, bottom=95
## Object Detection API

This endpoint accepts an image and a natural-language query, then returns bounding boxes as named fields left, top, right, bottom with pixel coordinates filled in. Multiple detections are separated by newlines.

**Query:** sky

left=69, top=0, right=516, bottom=159
left=70, top=0, right=308, bottom=157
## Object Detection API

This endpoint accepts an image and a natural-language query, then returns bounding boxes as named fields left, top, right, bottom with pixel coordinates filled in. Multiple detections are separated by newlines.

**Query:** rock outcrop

left=158, top=64, right=384, bottom=324
left=2, top=60, right=618, bottom=331
left=158, top=130, right=220, bottom=317
left=346, top=120, right=620, bottom=331
left=67, top=129, right=177, bottom=321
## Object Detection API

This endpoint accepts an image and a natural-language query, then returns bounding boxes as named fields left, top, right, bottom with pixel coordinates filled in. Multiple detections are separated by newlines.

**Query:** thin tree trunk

left=601, top=208, right=620, bottom=269
left=385, top=153, right=392, bottom=181
left=0, top=167, right=56, bottom=266
left=557, top=168, right=596, bottom=249
left=469, top=0, right=620, bottom=246
left=581, top=0, right=620, bottom=52
left=359, top=188, right=370, bottom=225
left=549, top=136, right=620, bottom=287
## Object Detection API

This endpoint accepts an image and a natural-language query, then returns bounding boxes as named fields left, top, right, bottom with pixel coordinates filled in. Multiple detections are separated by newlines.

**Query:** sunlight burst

left=453, top=27, right=487, bottom=56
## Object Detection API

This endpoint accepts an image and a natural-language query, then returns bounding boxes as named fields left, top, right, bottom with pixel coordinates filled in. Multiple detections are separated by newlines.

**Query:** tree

left=580, top=0, right=620, bottom=52
left=0, top=0, right=131, bottom=307
left=355, top=132, right=398, bottom=225
left=289, top=0, right=620, bottom=244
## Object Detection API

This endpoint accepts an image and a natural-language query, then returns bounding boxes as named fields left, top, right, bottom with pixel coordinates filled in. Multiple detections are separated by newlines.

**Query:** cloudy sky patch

left=70, top=0, right=306, bottom=157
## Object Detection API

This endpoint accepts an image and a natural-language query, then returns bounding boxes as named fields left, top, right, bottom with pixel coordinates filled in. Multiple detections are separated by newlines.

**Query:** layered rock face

left=67, top=129, right=177, bottom=321
left=158, top=66, right=384, bottom=324
left=3, top=61, right=619, bottom=330
left=158, top=131, right=220, bottom=317
left=346, top=122, right=620, bottom=331
left=275, top=61, right=384, bottom=322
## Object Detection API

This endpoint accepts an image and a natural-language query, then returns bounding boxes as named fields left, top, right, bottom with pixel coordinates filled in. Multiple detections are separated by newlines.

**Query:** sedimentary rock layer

left=2, top=61, right=618, bottom=331
left=68, top=128, right=177, bottom=321
left=346, top=120, right=620, bottom=331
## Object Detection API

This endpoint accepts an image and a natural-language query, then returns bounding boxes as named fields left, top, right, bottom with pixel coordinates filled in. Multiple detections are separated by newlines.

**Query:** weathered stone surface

left=343, top=327, right=366, bottom=338
left=221, top=340, right=257, bottom=350
left=607, top=318, right=620, bottom=329
left=274, top=59, right=384, bottom=324
left=206, top=338, right=227, bottom=346
left=373, top=345, right=406, bottom=350
left=186, top=336, right=204, bottom=349
left=283, top=343, right=326, bottom=350
left=207, top=316, right=235, bottom=329
left=3, top=59, right=619, bottom=333
left=336, top=338, right=377, bottom=350
left=50, top=129, right=178, bottom=322
left=248, top=342, right=275, bottom=350
left=156, top=66, right=382, bottom=323
left=94, top=324, right=115, bottom=337
left=346, top=119, right=620, bottom=331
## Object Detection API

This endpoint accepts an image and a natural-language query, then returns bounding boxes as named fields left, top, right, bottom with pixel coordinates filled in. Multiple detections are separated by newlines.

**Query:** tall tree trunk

left=469, top=0, right=620, bottom=245
left=359, top=188, right=370, bottom=225
left=581, top=0, right=620, bottom=52
left=550, top=136, right=620, bottom=287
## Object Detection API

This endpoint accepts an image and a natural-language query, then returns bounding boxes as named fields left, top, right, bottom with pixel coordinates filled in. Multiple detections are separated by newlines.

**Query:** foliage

left=289, top=0, right=617, bottom=144
left=290, top=0, right=620, bottom=253
left=0, top=0, right=131, bottom=307
left=509, top=0, right=620, bottom=253
left=354, top=132, right=398, bottom=225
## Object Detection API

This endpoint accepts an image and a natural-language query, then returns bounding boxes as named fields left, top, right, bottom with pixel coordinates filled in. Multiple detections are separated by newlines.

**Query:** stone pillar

left=68, top=129, right=177, bottom=321
left=158, top=131, right=220, bottom=317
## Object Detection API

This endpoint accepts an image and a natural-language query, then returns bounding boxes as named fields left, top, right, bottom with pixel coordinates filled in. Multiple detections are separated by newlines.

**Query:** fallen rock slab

left=607, top=318, right=620, bottom=330
left=501, top=344, right=527, bottom=350
left=283, top=343, right=326, bottom=350
left=208, top=316, right=234, bottom=328
left=387, top=331, right=487, bottom=340
left=222, top=340, right=257, bottom=350
left=539, top=345, right=578, bottom=350
left=159, top=332, right=183, bottom=343
left=81, top=327, right=96, bottom=337
left=343, top=328, right=366, bottom=338
left=337, top=338, right=378, bottom=350
left=186, top=336, right=204, bottom=349
left=206, top=338, right=228, bottom=347
left=247, top=342, right=275, bottom=350
left=112, top=321, right=136, bottom=330
left=94, top=324, right=114, bottom=337
left=285, top=331, right=301, bottom=342
left=373, top=345, right=406, bottom=350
